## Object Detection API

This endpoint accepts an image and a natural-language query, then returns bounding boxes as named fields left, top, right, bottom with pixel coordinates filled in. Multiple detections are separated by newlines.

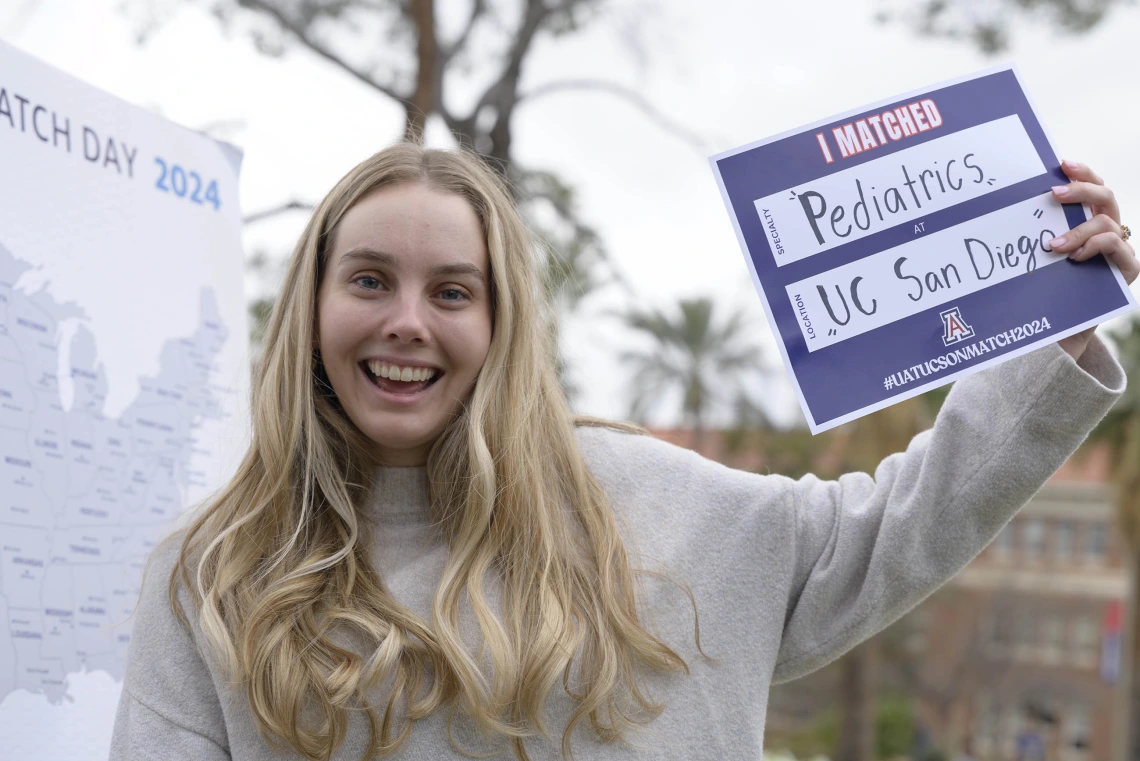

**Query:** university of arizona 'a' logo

left=940, top=306, right=975, bottom=346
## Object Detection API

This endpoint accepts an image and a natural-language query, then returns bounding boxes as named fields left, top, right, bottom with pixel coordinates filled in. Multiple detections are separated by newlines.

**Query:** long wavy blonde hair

left=172, top=143, right=697, bottom=760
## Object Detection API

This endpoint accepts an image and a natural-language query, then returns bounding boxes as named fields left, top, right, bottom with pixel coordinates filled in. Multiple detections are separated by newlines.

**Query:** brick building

left=909, top=453, right=1132, bottom=761
left=647, top=428, right=1134, bottom=761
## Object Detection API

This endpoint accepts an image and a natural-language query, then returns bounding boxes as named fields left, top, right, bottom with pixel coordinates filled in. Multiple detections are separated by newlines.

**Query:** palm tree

left=618, top=297, right=763, bottom=452
left=1087, top=316, right=1140, bottom=758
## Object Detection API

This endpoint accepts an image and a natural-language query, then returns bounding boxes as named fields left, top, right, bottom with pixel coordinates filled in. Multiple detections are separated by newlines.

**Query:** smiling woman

left=109, top=144, right=1132, bottom=761
left=111, top=144, right=695, bottom=760
left=316, top=183, right=493, bottom=466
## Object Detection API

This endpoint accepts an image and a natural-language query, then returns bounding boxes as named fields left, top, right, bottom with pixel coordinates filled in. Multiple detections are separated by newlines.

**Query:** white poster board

left=0, top=41, right=250, bottom=760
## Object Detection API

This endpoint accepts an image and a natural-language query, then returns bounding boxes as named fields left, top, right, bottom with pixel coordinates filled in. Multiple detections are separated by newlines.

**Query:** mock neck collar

left=367, top=466, right=431, bottom=524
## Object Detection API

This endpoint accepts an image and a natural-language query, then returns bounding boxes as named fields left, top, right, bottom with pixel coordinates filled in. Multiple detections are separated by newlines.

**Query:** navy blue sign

left=711, top=66, right=1135, bottom=433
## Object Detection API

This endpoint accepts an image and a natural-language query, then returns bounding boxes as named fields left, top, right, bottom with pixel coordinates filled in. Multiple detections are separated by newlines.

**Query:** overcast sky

left=4, top=0, right=1139, bottom=428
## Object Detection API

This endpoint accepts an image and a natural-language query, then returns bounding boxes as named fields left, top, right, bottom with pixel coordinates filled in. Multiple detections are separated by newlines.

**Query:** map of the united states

left=0, top=241, right=227, bottom=703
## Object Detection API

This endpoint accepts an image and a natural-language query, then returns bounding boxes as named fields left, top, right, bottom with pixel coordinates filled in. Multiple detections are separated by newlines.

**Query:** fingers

left=1051, top=181, right=1121, bottom=223
left=1053, top=160, right=1135, bottom=284
left=1068, top=232, right=1139, bottom=286
left=1060, top=159, right=1104, bottom=186
left=1049, top=213, right=1121, bottom=252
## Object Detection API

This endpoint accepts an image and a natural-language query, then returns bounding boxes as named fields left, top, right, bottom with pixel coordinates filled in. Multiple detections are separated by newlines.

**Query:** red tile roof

left=646, top=428, right=1113, bottom=484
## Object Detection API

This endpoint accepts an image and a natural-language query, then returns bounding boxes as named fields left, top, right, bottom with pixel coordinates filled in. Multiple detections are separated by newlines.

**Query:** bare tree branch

left=873, top=0, right=1133, bottom=54
left=392, top=0, right=413, bottom=20
left=456, top=0, right=555, bottom=167
left=475, top=0, right=549, bottom=114
left=238, top=0, right=411, bottom=106
left=518, top=78, right=708, bottom=152
left=133, top=0, right=702, bottom=326
left=243, top=199, right=314, bottom=225
left=406, top=0, right=437, bottom=138
left=440, top=0, right=486, bottom=64
left=547, top=0, right=584, bottom=13
left=514, top=166, right=634, bottom=303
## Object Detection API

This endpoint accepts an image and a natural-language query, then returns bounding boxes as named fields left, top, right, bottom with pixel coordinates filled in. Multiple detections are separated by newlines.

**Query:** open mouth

left=360, top=360, right=444, bottom=395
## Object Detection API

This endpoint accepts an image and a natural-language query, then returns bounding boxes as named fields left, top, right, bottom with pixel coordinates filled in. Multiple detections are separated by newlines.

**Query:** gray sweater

left=110, top=339, right=1125, bottom=760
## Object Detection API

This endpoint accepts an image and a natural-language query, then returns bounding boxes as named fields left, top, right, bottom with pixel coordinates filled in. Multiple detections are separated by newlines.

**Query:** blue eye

left=355, top=275, right=382, bottom=290
left=439, top=288, right=468, bottom=302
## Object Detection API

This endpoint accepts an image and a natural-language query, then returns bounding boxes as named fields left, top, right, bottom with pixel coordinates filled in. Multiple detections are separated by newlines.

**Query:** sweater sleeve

left=111, top=689, right=231, bottom=761
left=771, top=336, right=1125, bottom=683
left=109, top=533, right=231, bottom=760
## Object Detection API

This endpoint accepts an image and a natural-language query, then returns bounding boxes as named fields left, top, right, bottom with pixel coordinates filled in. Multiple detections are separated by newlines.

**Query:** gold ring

left=1122, top=224, right=1131, bottom=242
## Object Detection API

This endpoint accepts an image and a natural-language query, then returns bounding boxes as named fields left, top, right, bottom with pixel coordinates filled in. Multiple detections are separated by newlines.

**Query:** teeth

left=366, top=360, right=436, bottom=383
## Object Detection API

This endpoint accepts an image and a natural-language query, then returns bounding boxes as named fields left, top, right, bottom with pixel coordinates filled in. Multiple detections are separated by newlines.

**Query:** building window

left=1024, top=519, right=1046, bottom=561
left=994, top=522, right=1015, bottom=560
left=1062, top=704, right=1091, bottom=761
left=1085, top=523, right=1108, bottom=565
left=1000, top=703, right=1023, bottom=759
left=974, top=693, right=1000, bottom=756
left=1072, top=617, right=1099, bottom=667
left=1055, top=521, right=1075, bottom=563
left=986, top=607, right=1014, bottom=656
left=1042, top=616, right=1063, bottom=663
left=1014, top=608, right=1037, bottom=661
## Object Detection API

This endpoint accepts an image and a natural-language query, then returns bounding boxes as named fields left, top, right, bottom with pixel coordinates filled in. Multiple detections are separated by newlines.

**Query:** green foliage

left=779, top=709, right=838, bottom=760
left=1088, top=315, right=1140, bottom=543
left=771, top=697, right=915, bottom=761
left=244, top=248, right=286, bottom=348
left=722, top=391, right=771, bottom=455
left=760, top=426, right=825, bottom=479
left=873, top=0, right=1133, bottom=54
left=249, top=296, right=274, bottom=343
left=512, top=167, right=621, bottom=313
left=618, top=297, right=763, bottom=432
left=875, top=696, right=915, bottom=759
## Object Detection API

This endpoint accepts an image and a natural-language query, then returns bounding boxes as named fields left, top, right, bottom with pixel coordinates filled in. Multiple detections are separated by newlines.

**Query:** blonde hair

left=172, top=143, right=697, bottom=760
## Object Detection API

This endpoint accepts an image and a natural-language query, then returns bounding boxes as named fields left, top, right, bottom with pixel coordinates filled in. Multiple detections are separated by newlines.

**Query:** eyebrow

left=339, top=246, right=487, bottom=285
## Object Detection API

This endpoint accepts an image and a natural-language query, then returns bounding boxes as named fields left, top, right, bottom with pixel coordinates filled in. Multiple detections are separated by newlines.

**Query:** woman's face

left=316, top=182, right=493, bottom=465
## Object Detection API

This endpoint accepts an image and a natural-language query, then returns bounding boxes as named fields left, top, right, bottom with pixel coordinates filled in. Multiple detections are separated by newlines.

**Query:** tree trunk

left=405, top=0, right=437, bottom=141
left=836, top=639, right=879, bottom=761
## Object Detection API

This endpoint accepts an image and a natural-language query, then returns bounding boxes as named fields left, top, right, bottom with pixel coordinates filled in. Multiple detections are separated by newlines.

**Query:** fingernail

left=1052, top=185, right=1069, bottom=196
left=1063, top=159, right=1080, bottom=169
left=1049, top=236, right=1067, bottom=248
left=1070, top=246, right=1084, bottom=259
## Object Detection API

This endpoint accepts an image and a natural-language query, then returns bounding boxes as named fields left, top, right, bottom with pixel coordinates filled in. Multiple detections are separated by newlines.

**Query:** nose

left=382, top=291, right=431, bottom=344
